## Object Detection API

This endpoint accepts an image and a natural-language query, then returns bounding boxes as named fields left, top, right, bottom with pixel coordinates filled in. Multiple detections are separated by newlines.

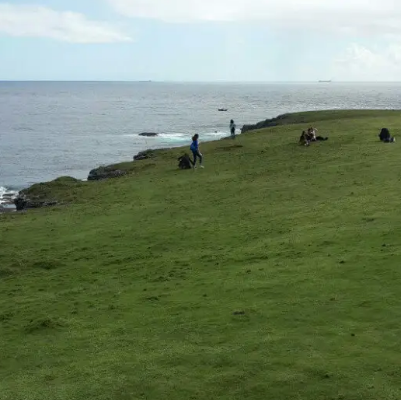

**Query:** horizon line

left=1, top=80, right=401, bottom=84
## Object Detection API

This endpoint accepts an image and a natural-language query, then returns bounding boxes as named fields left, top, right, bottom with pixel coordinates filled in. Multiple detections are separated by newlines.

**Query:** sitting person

left=308, top=127, right=328, bottom=141
left=379, top=128, right=396, bottom=143
left=300, top=130, right=311, bottom=146
left=178, top=153, right=193, bottom=169
left=307, top=127, right=317, bottom=141
left=299, top=128, right=328, bottom=146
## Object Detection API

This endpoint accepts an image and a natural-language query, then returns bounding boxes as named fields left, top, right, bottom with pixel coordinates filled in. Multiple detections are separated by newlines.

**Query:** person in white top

left=230, top=119, right=236, bottom=139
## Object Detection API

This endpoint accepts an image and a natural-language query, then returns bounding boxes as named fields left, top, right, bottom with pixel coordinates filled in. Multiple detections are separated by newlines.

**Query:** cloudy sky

left=1, top=0, right=401, bottom=81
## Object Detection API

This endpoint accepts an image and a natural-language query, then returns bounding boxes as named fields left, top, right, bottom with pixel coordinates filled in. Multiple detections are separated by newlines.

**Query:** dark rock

left=87, top=167, right=127, bottom=181
left=14, top=197, right=27, bottom=211
left=13, top=195, right=58, bottom=211
left=53, top=176, right=81, bottom=183
left=29, top=200, right=57, bottom=208
left=10, top=176, right=81, bottom=212
left=139, top=132, right=158, bottom=137
left=241, top=113, right=292, bottom=133
left=133, top=149, right=156, bottom=161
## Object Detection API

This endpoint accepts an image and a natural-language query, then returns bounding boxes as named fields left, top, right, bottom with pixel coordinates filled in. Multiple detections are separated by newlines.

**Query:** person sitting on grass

left=190, top=134, right=204, bottom=168
left=308, top=127, right=328, bottom=142
left=300, top=128, right=328, bottom=146
left=379, top=128, right=396, bottom=143
left=307, top=127, right=317, bottom=141
left=178, top=153, right=193, bottom=169
left=300, top=131, right=311, bottom=146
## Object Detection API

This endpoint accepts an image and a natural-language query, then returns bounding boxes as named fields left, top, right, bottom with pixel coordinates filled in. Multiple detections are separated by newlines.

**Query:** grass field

left=1, top=110, right=401, bottom=400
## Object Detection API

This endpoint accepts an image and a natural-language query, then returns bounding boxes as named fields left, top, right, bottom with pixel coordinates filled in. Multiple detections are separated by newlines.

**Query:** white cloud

left=333, top=43, right=401, bottom=80
left=0, top=4, right=131, bottom=43
left=108, top=0, right=401, bottom=37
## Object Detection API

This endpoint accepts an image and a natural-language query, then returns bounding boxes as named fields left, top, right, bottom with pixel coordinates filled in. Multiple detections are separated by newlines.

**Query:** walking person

left=190, top=134, right=204, bottom=168
left=230, top=119, right=236, bottom=139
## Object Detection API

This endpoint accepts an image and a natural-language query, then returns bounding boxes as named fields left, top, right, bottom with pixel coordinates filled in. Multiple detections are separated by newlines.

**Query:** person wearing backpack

left=190, top=134, right=204, bottom=168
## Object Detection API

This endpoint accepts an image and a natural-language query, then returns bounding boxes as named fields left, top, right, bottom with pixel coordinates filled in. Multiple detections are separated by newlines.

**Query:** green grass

left=241, top=109, right=401, bottom=132
left=1, top=110, right=401, bottom=400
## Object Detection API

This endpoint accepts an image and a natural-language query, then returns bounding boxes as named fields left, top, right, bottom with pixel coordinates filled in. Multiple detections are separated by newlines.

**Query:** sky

left=1, top=0, right=401, bottom=81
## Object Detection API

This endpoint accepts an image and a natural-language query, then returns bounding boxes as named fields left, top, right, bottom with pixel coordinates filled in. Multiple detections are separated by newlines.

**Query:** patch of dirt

left=218, top=144, right=244, bottom=152
left=25, top=318, right=64, bottom=333
left=30, top=260, right=65, bottom=270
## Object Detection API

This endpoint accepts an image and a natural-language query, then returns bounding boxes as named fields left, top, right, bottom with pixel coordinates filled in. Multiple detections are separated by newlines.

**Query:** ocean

left=1, top=81, right=401, bottom=204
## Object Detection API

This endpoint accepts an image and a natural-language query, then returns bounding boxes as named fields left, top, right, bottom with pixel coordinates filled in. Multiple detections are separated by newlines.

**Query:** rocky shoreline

left=1, top=124, right=248, bottom=214
left=1, top=130, right=251, bottom=214
left=1, top=123, right=263, bottom=214
left=1, top=149, right=161, bottom=213
left=241, top=113, right=293, bottom=133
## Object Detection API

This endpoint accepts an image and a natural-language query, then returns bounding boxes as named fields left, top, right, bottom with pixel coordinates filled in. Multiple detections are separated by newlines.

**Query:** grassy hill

left=1, top=110, right=401, bottom=400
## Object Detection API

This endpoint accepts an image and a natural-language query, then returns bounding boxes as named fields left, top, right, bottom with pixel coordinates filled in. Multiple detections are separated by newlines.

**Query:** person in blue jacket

left=190, top=134, right=204, bottom=168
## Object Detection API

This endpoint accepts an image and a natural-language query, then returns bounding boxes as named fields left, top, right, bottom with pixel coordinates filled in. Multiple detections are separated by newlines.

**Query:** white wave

left=122, top=134, right=146, bottom=138
left=122, top=132, right=189, bottom=142
left=121, top=130, right=239, bottom=145
left=0, top=186, right=18, bottom=205
left=158, top=133, right=188, bottom=141
left=201, top=130, right=228, bottom=136
left=161, top=130, right=231, bottom=139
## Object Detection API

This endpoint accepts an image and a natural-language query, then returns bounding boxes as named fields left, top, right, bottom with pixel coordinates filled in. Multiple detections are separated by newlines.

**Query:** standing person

left=190, top=134, right=204, bottom=168
left=230, top=119, right=236, bottom=139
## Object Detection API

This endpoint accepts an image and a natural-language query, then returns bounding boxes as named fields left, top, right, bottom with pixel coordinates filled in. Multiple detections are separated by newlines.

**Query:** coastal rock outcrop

left=139, top=132, right=159, bottom=137
left=87, top=167, right=127, bottom=181
left=14, top=196, right=57, bottom=211
left=241, top=113, right=295, bottom=133
left=133, top=149, right=156, bottom=161
left=11, top=176, right=80, bottom=211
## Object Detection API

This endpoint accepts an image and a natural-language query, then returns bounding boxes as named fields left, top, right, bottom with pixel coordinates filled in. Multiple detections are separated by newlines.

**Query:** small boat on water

left=218, top=108, right=228, bottom=112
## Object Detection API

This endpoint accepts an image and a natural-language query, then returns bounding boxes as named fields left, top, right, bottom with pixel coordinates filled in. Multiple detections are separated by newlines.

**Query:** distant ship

left=318, top=80, right=332, bottom=83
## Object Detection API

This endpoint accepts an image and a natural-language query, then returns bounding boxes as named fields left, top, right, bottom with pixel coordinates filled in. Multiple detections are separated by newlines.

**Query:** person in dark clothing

left=307, top=127, right=328, bottom=142
left=379, top=128, right=396, bottom=143
left=300, top=131, right=311, bottom=146
left=178, top=153, right=193, bottom=169
left=230, top=120, right=236, bottom=139
left=190, top=134, right=204, bottom=168
left=299, top=128, right=328, bottom=146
